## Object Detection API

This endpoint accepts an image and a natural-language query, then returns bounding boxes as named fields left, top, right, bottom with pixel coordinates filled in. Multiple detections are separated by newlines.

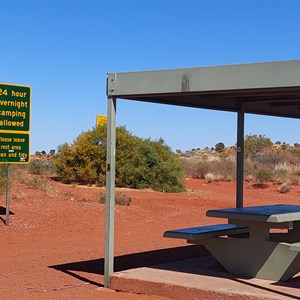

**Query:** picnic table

left=164, top=204, right=300, bottom=281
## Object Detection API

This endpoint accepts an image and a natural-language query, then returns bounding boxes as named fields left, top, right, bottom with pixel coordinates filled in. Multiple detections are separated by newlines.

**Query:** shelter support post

left=104, top=96, right=116, bottom=288
left=236, top=106, right=244, bottom=208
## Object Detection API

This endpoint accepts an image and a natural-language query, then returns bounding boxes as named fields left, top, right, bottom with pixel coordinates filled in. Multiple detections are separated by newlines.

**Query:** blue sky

left=1, top=0, right=300, bottom=153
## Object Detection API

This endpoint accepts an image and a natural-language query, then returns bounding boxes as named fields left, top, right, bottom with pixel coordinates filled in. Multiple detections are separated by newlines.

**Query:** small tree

left=215, top=142, right=225, bottom=153
left=49, top=149, right=56, bottom=156
left=244, top=134, right=273, bottom=157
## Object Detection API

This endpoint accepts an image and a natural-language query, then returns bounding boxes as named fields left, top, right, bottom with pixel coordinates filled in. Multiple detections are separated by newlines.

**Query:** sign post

left=5, top=165, right=11, bottom=226
left=0, top=83, right=31, bottom=225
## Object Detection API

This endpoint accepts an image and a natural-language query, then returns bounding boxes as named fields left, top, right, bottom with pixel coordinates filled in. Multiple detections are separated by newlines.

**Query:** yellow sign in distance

left=96, top=115, right=107, bottom=127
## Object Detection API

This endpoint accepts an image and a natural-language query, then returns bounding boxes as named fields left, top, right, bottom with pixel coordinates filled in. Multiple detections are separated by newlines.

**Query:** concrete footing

left=110, top=256, right=300, bottom=300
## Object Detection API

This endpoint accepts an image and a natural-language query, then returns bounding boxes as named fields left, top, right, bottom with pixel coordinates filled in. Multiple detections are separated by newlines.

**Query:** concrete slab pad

left=110, top=256, right=300, bottom=300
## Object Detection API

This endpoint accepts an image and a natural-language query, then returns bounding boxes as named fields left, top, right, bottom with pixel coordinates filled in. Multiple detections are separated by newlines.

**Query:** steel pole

left=236, top=106, right=245, bottom=208
left=5, top=165, right=11, bottom=226
left=104, top=96, right=116, bottom=288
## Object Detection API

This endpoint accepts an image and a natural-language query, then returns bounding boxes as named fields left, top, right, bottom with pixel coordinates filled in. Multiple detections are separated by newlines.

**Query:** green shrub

left=52, top=127, right=106, bottom=185
left=255, top=168, right=273, bottom=186
left=53, top=126, right=184, bottom=192
left=117, top=137, right=184, bottom=192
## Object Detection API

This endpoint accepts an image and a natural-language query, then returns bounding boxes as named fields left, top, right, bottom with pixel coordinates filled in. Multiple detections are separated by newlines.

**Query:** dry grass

left=99, top=192, right=132, bottom=206
left=278, top=182, right=291, bottom=194
left=12, top=188, right=27, bottom=201
left=0, top=165, right=8, bottom=195
left=180, top=147, right=300, bottom=193
left=22, top=175, right=57, bottom=196
left=63, top=191, right=89, bottom=202
left=181, top=156, right=235, bottom=181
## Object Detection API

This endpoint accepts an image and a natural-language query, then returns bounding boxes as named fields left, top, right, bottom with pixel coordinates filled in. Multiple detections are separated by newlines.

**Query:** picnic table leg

left=198, top=238, right=300, bottom=281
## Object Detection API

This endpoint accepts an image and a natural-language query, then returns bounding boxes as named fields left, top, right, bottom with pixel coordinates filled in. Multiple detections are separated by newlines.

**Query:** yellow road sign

left=96, top=115, right=107, bottom=127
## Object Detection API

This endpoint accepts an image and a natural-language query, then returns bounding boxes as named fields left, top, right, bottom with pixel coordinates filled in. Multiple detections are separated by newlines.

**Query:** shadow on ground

left=49, top=245, right=300, bottom=299
left=49, top=245, right=209, bottom=287
left=0, top=205, right=14, bottom=225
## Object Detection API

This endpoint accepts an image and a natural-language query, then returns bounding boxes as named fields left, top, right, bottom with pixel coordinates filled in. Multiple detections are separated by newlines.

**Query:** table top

left=206, top=204, right=300, bottom=223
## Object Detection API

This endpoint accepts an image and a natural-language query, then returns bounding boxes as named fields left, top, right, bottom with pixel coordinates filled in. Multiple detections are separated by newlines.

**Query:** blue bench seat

left=164, top=223, right=249, bottom=241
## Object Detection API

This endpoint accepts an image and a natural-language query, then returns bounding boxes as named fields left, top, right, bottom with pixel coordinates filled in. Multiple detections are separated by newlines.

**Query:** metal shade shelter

left=104, top=60, right=300, bottom=287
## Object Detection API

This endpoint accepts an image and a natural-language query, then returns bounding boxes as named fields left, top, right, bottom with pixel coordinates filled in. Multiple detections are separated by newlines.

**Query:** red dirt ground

left=1, top=178, right=300, bottom=299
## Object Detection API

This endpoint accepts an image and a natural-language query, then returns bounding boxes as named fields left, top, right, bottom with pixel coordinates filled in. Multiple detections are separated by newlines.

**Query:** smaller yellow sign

left=96, top=115, right=107, bottom=127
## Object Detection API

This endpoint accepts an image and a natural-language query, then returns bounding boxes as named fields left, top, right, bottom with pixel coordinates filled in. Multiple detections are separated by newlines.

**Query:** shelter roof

left=107, top=60, right=300, bottom=118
